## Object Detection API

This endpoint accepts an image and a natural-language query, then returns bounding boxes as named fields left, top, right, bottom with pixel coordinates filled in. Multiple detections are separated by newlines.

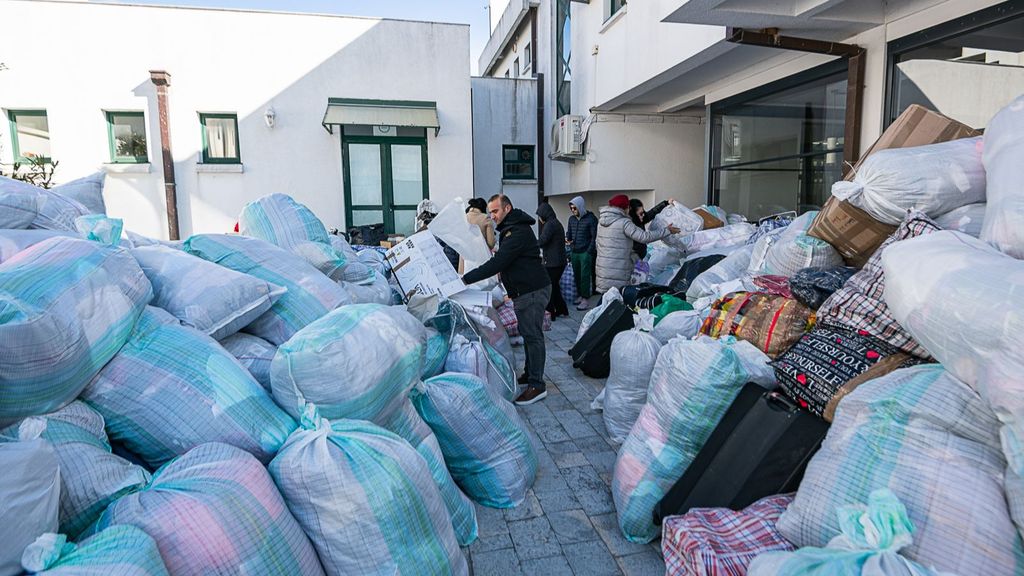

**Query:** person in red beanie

left=595, top=195, right=679, bottom=293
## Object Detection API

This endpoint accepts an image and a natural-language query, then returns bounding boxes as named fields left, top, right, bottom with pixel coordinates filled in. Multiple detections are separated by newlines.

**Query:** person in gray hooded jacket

left=565, top=196, right=597, bottom=309
left=595, top=194, right=678, bottom=294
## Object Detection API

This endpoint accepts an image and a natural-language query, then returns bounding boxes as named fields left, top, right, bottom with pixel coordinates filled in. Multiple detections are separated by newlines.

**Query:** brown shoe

left=514, top=387, right=548, bottom=406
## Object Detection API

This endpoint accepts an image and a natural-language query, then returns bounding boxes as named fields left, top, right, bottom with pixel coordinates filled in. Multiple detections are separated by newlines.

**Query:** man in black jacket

left=463, top=194, right=551, bottom=405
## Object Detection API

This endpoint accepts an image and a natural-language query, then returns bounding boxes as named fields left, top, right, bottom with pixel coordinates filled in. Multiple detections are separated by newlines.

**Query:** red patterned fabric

left=663, top=494, right=796, bottom=576
left=816, top=212, right=939, bottom=358
left=497, top=301, right=519, bottom=337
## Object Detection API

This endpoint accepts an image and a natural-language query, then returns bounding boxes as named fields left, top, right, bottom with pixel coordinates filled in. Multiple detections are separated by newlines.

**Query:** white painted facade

left=553, top=0, right=1023, bottom=220
left=0, top=0, right=472, bottom=239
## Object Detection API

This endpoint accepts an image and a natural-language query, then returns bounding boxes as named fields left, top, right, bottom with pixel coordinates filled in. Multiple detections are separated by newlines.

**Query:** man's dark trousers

left=514, top=284, right=551, bottom=391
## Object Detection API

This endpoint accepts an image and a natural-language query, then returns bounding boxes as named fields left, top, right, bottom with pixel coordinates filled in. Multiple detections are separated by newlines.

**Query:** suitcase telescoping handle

left=764, top=391, right=799, bottom=413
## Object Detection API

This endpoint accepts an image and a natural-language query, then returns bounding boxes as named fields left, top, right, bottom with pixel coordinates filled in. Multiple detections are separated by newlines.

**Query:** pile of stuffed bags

left=594, top=95, right=1024, bottom=575
left=0, top=184, right=538, bottom=575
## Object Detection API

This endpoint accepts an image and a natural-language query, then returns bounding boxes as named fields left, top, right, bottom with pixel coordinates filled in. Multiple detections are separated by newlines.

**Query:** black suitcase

left=568, top=299, right=634, bottom=378
left=669, top=254, right=728, bottom=293
left=622, top=283, right=681, bottom=309
left=652, top=383, right=830, bottom=525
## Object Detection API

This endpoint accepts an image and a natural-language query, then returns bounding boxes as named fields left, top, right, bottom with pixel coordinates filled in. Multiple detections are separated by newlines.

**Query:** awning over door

left=322, top=98, right=440, bottom=135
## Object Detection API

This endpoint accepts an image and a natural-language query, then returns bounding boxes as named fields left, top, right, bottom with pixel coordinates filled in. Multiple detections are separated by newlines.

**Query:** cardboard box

left=693, top=207, right=724, bottom=230
left=808, top=197, right=897, bottom=268
left=385, top=231, right=466, bottom=301
left=811, top=105, right=980, bottom=266
left=844, top=104, right=982, bottom=181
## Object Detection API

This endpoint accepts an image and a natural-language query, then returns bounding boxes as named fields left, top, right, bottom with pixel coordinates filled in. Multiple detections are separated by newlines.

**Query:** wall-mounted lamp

left=264, top=107, right=276, bottom=129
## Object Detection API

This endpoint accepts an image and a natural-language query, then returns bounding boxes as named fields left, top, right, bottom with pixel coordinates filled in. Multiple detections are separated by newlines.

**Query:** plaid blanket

left=497, top=301, right=519, bottom=337
left=663, top=494, right=796, bottom=576
left=816, top=212, right=939, bottom=358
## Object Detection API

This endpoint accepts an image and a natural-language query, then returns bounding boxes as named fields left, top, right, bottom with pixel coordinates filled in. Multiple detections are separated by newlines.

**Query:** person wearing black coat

left=463, top=195, right=551, bottom=406
left=628, top=198, right=673, bottom=260
left=536, top=202, right=569, bottom=320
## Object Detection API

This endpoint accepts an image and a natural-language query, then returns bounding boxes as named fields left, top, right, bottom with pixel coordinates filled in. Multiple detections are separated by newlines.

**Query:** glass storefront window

left=709, top=63, right=847, bottom=221
left=889, top=3, right=1024, bottom=129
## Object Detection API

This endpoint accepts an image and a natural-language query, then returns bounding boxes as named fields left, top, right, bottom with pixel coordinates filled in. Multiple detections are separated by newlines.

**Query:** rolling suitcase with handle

left=653, top=383, right=829, bottom=525
left=569, top=299, right=634, bottom=378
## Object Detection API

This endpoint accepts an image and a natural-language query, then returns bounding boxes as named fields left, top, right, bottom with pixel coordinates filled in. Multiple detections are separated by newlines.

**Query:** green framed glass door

left=342, top=134, right=429, bottom=236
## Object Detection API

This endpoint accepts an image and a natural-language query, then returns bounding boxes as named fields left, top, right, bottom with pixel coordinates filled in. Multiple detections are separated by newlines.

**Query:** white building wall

left=0, top=0, right=472, bottom=239
left=556, top=0, right=709, bottom=210
left=471, top=77, right=539, bottom=217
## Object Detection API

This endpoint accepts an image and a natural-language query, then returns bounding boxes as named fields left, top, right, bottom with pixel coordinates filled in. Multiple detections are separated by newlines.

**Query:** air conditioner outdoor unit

left=552, top=114, right=584, bottom=158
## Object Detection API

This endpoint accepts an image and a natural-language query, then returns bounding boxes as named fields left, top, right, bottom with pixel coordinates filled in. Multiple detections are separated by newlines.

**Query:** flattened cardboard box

left=810, top=104, right=981, bottom=267
left=385, top=231, right=466, bottom=301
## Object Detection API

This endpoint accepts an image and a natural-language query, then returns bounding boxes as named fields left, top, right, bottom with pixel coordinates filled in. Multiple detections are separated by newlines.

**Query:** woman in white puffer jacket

left=595, top=195, right=678, bottom=294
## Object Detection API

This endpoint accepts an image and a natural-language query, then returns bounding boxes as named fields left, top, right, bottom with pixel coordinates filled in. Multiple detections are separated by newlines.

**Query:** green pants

left=570, top=251, right=594, bottom=299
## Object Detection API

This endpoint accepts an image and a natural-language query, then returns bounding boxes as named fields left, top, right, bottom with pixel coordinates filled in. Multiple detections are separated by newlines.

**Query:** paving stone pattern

left=466, top=306, right=664, bottom=576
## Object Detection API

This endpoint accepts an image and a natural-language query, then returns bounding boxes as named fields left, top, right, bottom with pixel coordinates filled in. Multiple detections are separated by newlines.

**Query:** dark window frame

left=106, top=111, right=148, bottom=164
left=502, top=145, right=535, bottom=180
left=884, top=0, right=1024, bottom=127
left=706, top=60, right=849, bottom=210
left=199, top=112, right=241, bottom=164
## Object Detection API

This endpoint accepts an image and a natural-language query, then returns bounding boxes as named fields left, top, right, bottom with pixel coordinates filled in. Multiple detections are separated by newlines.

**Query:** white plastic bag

left=604, top=312, right=662, bottom=444
left=0, top=230, right=73, bottom=264
left=750, top=489, right=952, bottom=576
left=428, top=198, right=495, bottom=290
left=650, top=204, right=704, bottom=252
left=982, top=95, right=1024, bottom=258
left=269, top=407, right=467, bottom=576
left=219, top=332, right=277, bottom=391
left=934, top=202, right=985, bottom=238
left=833, top=136, right=986, bottom=225
left=133, top=245, right=284, bottom=341
left=645, top=241, right=685, bottom=283
left=686, top=244, right=755, bottom=301
left=272, top=304, right=427, bottom=422
left=3, top=402, right=150, bottom=540
left=651, top=310, right=702, bottom=344
left=612, top=336, right=775, bottom=543
left=777, top=365, right=1021, bottom=574
left=0, top=439, right=60, bottom=576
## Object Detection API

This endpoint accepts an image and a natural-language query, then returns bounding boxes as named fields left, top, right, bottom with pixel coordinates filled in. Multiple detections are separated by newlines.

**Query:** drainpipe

left=531, top=7, right=545, bottom=203
left=149, top=70, right=180, bottom=240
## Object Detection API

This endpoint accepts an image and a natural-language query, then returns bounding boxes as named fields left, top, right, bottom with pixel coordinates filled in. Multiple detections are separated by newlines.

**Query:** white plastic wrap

left=651, top=310, right=702, bottom=345
left=762, top=234, right=843, bottom=278
left=934, top=202, right=986, bottom=238
left=882, top=230, right=1024, bottom=536
left=428, top=198, right=496, bottom=291
left=682, top=223, right=756, bottom=255
left=982, top=95, right=1024, bottom=258
left=576, top=287, right=622, bottom=342
left=650, top=204, right=704, bottom=252
left=604, top=312, right=661, bottom=444
left=645, top=241, right=685, bottom=283
left=0, top=438, right=59, bottom=576
left=833, top=136, right=986, bottom=225
left=686, top=244, right=755, bottom=301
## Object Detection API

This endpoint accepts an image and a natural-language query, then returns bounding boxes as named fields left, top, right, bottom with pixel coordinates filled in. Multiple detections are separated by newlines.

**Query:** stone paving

left=466, top=306, right=665, bottom=576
